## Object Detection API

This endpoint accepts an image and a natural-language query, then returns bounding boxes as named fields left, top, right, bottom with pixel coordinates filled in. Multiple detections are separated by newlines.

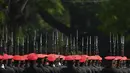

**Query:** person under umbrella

left=60, top=55, right=79, bottom=73
left=22, top=53, right=43, bottom=73
left=12, top=55, right=24, bottom=73
left=114, top=56, right=123, bottom=73
left=101, top=56, right=119, bottom=73
left=0, top=55, right=6, bottom=73
left=7, top=55, right=13, bottom=68
left=79, top=55, right=87, bottom=73
left=47, top=54, right=60, bottom=73
left=3, top=54, right=15, bottom=73
left=23, top=55, right=29, bottom=68
left=120, top=57, right=128, bottom=73
left=73, top=55, right=82, bottom=73
left=37, top=54, right=50, bottom=73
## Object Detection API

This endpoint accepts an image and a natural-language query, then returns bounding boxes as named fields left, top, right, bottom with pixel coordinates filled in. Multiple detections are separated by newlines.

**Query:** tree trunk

left=38, top=9, right=72, bottom=36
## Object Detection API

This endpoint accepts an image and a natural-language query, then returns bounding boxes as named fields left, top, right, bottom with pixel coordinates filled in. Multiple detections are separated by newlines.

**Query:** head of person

left=47, top=54, right=56, bottom=66
left=2, top=54, right=10, bottom=65
left=79, top=56, right=86, bottom=66
left=27, top=53, right=38, bottom=66
left=104, top=56, right=116, bottom=67
left=65, top=55, right=75, bottom=67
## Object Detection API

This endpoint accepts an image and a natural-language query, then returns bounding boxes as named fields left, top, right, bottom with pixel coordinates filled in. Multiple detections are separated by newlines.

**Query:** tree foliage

left=98, top=0, right=130, bottom=34
left=1, top=0, right=130, bottom=38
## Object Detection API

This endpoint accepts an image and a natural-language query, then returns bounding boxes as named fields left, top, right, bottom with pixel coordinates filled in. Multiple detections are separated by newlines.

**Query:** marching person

left=47, top=54, right=60, bottom=73
left=12, top=55, right=24, bottom=73
left=100, top=56, right=119, bottom=73
left=22, top=53, right=43, bottom=73
left=60, top=55, right=79, bottom=73
left=0, top=55, right=6, bottom=73
left=37, top=54, right=50, bottom=73
left=3, top=54, right=15, bottom=73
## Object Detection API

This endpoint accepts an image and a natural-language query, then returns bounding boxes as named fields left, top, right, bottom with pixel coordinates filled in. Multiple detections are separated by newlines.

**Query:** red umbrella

left=0, top=55, right=3, bottom=60
left=23, top=55, right=28, bottom=60
left=37, top=54, right=47, bottom=58
left=13, top=55, right=21, bottom=61
left=3, top=54, right=9, bottom=60
left=8, top=55, right=13, bottom=59
left=65, top=56, right=74, bottom=61
left=73, top=55, right=81, bottom=60
left=47, top=55, right=56, bottom=62
left=105, top=56, right=116, bottom=60
left=114, top=56, right=122, bottom=60
left=20, top=56, right=25, bottom=61
left=80, top=56, right=86, bottom=63
left=27, top=53, right=38, bottom=60
left=121, top=56, right=127, bottom=61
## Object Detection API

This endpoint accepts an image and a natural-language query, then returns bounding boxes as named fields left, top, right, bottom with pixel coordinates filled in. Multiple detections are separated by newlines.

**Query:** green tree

left=0, top=0, right=102, bottom=36
left=98, top=0, right=130, bottom=34
left=98, top=0, right=130, bottom=41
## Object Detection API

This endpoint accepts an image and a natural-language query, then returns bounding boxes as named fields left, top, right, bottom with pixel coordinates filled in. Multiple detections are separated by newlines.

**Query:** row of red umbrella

left=105, top=56, right=127, bottom=61
left=0, top=53, right=128, bottom=63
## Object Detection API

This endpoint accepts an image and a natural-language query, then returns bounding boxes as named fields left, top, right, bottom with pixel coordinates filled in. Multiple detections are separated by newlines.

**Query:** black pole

left=27, top=34, right=29, bottom=54
left=36, top=41, right=38, bottom=54
left=89, top=36, right=91, bottom=56
left=86, top=36, right=89, bottom=55
left=40, top=34, right=42, bottom=54
left=116, top=34, right=119, bottom=56
left=1, top=28, right=4, bottom=55
left=17, top=37, right=20, bottom=55
left=73, top=37, right=76, bottom=54
left=22, top=37, right=24, bottom=55
left=82, top=37, right=84, bottom=55
left=54, top=32, right=57, bottom=54
left=10, top=32, right=13, bottom=55
left=121, top=36, right=124, bottom=56
left=33, top=30, right=36, bottom=53
left=0, top=27, right=4, bottom=55
left=70, top=34, right=72, bottom=54
left=45, top=32, right=48, bottom=54
left=0, top=38, right=2, bottom=55
left=95, top=36, right=99, bottom=55
left=61, top=33, right=64, bottom=54
left=113, top=34, right=116, bottom=56
left=4, top=27, right=7, bottom=54
left=94, top=36, right=96, bottom=55
left=52, top=31, right=55, bottom=54
left=66, top=36, right=69, bottom=55
left=56, top=30, right=59, bottom=54
left=76, top=30, right=78, bottom=54
left=109, top=32, right=112, bottom=55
